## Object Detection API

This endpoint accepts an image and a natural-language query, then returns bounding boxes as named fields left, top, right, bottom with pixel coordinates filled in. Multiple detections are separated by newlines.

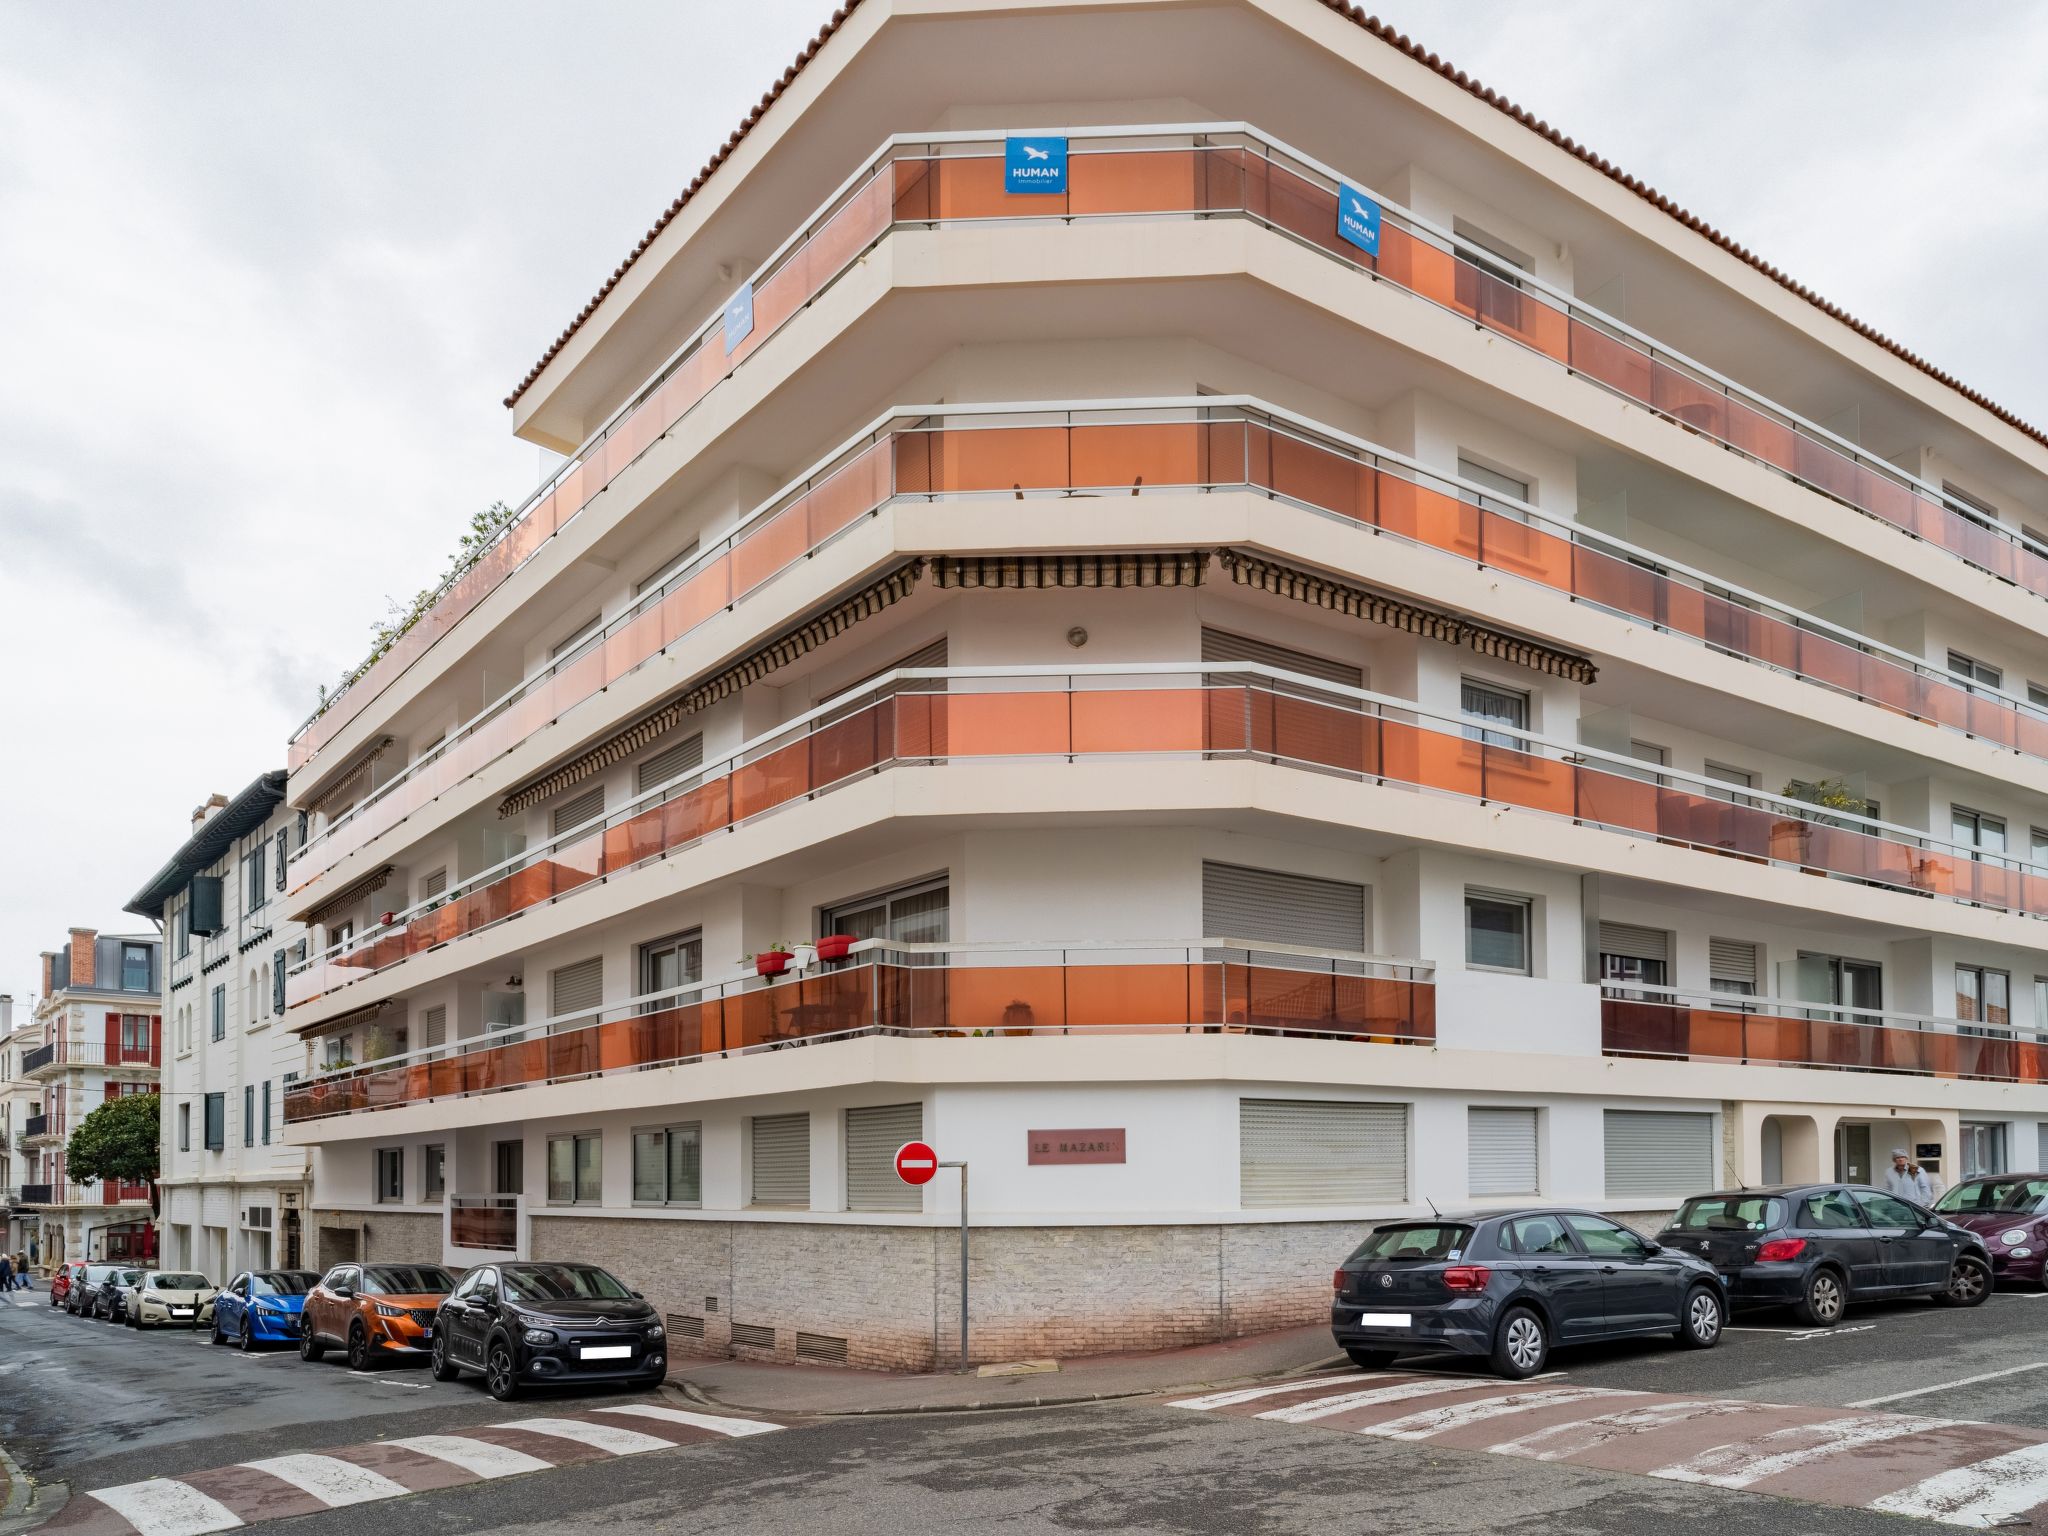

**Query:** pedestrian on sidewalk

left=12, top=1253, right=26, bottom=1290
left=0, top=1254, right=13, bottom=1293
left=1885, top=1149, right=1932, bottom=1202
left=1911, top=1160, right=1944, bottom=1202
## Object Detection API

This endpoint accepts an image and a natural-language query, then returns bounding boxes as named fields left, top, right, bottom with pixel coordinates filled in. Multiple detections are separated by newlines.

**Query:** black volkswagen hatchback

left=1331, top=1210, right=1726, bottom=1380
left=432, top=1261, right=666, bottom=1401
left=1655, top=1184, right=1993, bottom=1325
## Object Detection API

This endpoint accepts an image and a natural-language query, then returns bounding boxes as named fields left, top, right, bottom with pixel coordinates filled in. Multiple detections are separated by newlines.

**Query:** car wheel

left=239, top=1315, right=259, bottom=1352
left=1794, top=1267, right=1846, bottom=1327
left=300, top=1315, right=326, bottom=1362
left=1939, top=1254, right=1992, bottom=1308
left=347, top=1322, right=373, bottom=1371
left=1491, top=1306, right=1548, bottom=1380
left=485, top=1337, right=521, bottom=1402
left=430, top=1333, right=460, bottom=1382
left=1344, top=1348, right=1397, bottom=1371
left=210, top=1314, right=226, bottom=1346
left=1677, top=1285, right=1724, bottom=1349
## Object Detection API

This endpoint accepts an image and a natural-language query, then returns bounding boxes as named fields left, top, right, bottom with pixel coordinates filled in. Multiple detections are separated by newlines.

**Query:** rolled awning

left=297, top=737, right=394, bottom=814
left=292, top=864, right=395, bottom=928
left=929, top=551, right=1208, bottom=589
left=291, top=998, right=397, bottom=1042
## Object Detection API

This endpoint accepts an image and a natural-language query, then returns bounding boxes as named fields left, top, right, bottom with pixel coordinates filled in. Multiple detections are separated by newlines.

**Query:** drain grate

left=795, top=1331, right=849, bottom=1366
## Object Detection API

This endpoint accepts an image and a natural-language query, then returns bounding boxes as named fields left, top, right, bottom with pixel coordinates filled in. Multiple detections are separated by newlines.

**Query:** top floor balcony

left=287, top=123, right=2048, bottom=777
left=287, top=398, right=2048, bottom=897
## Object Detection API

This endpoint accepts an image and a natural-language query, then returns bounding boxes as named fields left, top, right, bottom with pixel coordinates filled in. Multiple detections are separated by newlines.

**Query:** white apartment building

left=0, top=995, right=34, bottom=1255
left=127, top=775, right=312, bottom=1279
left=20, top=930, right=160, bottom=1266
left=278, top=0, right=2048, bottom=1367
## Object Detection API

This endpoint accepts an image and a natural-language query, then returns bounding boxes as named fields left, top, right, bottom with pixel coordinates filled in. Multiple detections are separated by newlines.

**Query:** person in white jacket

left=1884, top=1149, right=1933, bottom=1202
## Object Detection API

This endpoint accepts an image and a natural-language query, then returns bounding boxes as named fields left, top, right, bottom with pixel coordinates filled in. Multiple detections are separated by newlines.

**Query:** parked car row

left=48, top=1256, right=667, bottom=1401
left=1333, top=1176, right=2012, bottom=1380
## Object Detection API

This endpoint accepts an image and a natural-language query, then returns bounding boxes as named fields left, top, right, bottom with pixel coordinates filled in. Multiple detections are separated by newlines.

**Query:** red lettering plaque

left=1027, top=1128, right=1126, bottom=1165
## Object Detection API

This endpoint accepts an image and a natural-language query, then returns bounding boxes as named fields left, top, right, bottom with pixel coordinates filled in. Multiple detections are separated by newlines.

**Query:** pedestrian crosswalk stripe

left=1655, top=1413, right=1957, bottom=1489
left=1871, top=1441, right=2048, bottom=1526
left=1491, top=1399, right=1730, bottom=1461
left=489, top=1416, right=674, bottom=1455
left=236, top=1453, right=409, bottom=1506
left=1256, top=1377, right=1498, bottom=1424
left=1167, top=1370, right=1368, bottom=1412
left=1364, top=1387, right=1639, bottom=1441
left=86, top=1479, right=243, bottom=1536
left=386, top=1434, right=555, bottom=1479
left=594, top=1403, right=785, bottom=1438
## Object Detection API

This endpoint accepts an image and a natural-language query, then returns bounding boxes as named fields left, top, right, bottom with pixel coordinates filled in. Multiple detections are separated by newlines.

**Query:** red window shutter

left=151, top=1014, right=162, bottom=1066
left=105, top=1081, right=118, bottom=1102
left=104, top=1011, right=120, bottom=1058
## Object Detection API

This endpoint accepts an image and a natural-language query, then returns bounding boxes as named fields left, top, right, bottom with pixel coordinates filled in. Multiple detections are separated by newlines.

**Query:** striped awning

left=293, top=864, right=395, bottom=928
left=1218, top=550, right=1596, bottom=683
left=496, top=561, right=925, bottom=818
left=930, top=551, right=1208, bottom=589
left=292, top=998, right=395, bottom=1042
left=298, top=737, right=394, bottom=813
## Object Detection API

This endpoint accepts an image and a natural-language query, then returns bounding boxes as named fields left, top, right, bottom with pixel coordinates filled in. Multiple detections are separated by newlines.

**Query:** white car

left=129, top=1271, right=218, bottom=1329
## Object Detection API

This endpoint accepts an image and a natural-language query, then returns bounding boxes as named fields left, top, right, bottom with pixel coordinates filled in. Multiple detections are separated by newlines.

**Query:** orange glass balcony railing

left=289, top=124, right=2048, bottom=775
left=1603, top=985, right=2048, bottom=1084
left=449, top=1196, right=518, bottom=1252
left=287, top=666, right=2048, bottom=1014
left=282, top=940, right=1435, bottom=1123
left=290, top=402, right=2048, bottom=895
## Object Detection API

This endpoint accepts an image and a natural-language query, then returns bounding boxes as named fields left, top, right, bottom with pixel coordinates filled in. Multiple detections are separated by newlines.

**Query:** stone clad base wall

left=529, top=1215, right=1375, bottom=1371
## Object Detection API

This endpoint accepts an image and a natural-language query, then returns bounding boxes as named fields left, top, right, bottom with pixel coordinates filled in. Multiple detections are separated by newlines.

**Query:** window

left=494, top=1140, right=524, bottom=1195
left=2030, top=682, right=2048, bottom=712
left=547, top=1133, right=601, bottom=1203
left=203, top=1093, right=225, bottom=1152
left=1459, top=679, right=1528, bottom=749
left=1947, top=649, right=2003, bottom=689
left=174, top=905, right=190, bottom=958
left=1596, top=922, right=1668, bottom=991
left=1962, top=1122, right=2009, bottom=1179
left=550, top=957, right=603, bottom=1020
left=1240, top=1099, right=1406, bottom=1206
left=260, top=1081, right=271, bottom=1146
left=1957, top=966, right=2011, bottom=1030
left=1854, top=1190, right=1927, bottom=1227
left=330, top=920, right=354, bottom=952
left=1456, top=456, right=1530, bottom=507
left=121, top=943, right=152, bottom=992
left=374, top=1148, right=403, bottom=1204
left=120, top=1014, right=150, bottom=1054
left=823, top=877, right=949, bottom=960
left=550, top=615, right=600, bottom=660
left=423, top=1145, right=445, bottom=1202
left=1467, top=1107, right=1538, bottom=1197
left=1708, top=939, right=1760, bottom=998
left=631, top=1124, right=702, bottom=1205
left=1465, top=892, right=1531, bottom=974
left=243, top=1086, right=254, bottom=1147
left=210, top=985, right=225, bottom=1042
left=323, top=1036, right=349, bottom=1068
left=1616, top=741, right=1668, bottom=787
left=1797, top=1190, right=1865, bottom=1230
left=1505, top=1214, right=1574, bottom=1256
left=178, top=1102, right=191, bottom=1152
left=1200, top=628, right=1363, bottom=703
left=846, top=1105, right=924, bottom=1211
left=1953, top=806, right=2009, bottom=864
left=420, top=1005, right=447, bottom=1049
left=1565, top=1213, right=1650, bottom=1259
left=749, top=1113, right=811, bottom=1207
left=419, top=868, right=448, bottom=903
left=1943, top=481, right=2000, bottom=530
left=551, top=785, right=605, bottom=839
left=636, top=736, right=704, bottom=796
left=242, top=843, right=267, bottom=913
left=1200, top=863, right=1367, bottom=964
left=1603, top=1110, right=1713, bottom=1199
left=638, top=931, right=703, bottom=1004
left=635, top=540, right=700, bottom=597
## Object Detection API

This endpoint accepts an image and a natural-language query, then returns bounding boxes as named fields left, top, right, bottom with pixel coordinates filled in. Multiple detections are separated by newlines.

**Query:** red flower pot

left=755, top=951, right=793, bottom=977
left=815, top=934, right=856, bottom=962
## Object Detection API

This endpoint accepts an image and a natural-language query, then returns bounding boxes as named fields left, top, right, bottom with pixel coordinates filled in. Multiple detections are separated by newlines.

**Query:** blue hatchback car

left=211, top=1269, right=320, bottom=1350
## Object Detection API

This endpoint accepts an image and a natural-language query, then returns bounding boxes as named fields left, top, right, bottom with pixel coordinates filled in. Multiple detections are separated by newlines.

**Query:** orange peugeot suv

left=299, top=1261, right=459, bottom=1369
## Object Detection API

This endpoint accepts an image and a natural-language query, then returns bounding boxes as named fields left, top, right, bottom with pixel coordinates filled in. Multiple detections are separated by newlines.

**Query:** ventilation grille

left=796, top=1332, right=849, bottom=1366
left=666, top=1312, right=705, bottom=1340
left=730, top=1322, right=775, bottom=1352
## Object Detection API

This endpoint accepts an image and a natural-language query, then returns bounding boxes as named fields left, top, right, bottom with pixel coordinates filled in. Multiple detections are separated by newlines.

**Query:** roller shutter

left=2038, top=1123, right=2048, bottom=1172
left=751, top=1113, right=811, bottom=1207
left=845, top=1104, right=923, bottom=1212
left=1239, top=1098, right=1405, bottom=1206
left=1202, top=862, right=1366, bottom=955
left=551, top=785, right=605, bottom=838
left=421, top=1006, right=447, bottom=1049
left=636, top=735, right=704, bottom=796
left=1603, top=1110, right=1713, bottom=1199
left=1709, top=939, right=1759, bottom=991
left=549, top=957, right=603, bottom=1019
left=1597, top=923, right=1670, bottom=964
left=1468, top=1108, right=1539, bottom=1196
left=1201, top=628, right=1361, bottom=692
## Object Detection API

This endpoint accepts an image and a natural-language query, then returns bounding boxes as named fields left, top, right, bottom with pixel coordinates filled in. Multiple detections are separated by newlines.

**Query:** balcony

left=449, top=1195, right=520, bottom=1254
left=289, top=400, right=2048, bottom=896
left=288, top=664, right=2048, bottom=1013
left=17, top=1183, right=50, bottom=1207
left=22, top=1042, right=159, bottom=1076
left=1605, top=985, right=2048, bottom=1084
left=283, top=941, right=1436, bottom=1122
left=287, top=122, right=2048, bottom=776
left=23, top=1114, right=47, bottom=1141
left=20, top=1043, right=53, bottom=1076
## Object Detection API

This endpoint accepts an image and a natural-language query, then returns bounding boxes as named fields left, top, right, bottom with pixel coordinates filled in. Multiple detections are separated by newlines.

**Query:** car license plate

left=579, top=1345, right=632, bottom=1360
left=1353, top=1312, right=1412, bottom=1327
left=419, top=1329, right=431, bottom=1340
left=171, top=1307, right=192, bottom=1315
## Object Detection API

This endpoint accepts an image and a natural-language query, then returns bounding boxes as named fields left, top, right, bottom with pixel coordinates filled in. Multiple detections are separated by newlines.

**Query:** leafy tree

left=64, top=1092, right=161, bottom=1186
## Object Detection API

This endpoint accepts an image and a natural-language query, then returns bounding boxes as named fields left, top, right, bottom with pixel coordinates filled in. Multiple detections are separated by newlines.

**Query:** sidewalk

left=663, top=1325, right=1344, bottom=1416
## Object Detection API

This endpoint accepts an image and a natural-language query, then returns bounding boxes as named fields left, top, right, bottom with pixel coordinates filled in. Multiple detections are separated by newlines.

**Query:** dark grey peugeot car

left=1331, top=1210, right=1726, bottom=1379
left=1655, top=1184, right=1993, bottom=1325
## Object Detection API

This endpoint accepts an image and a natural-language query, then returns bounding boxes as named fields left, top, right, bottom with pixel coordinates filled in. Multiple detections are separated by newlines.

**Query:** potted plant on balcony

left=1001, top=999, right=1036, bottom=1036
left=748, top=945, right=796, bottom=978
left=815, top=933, right=857, bottom=963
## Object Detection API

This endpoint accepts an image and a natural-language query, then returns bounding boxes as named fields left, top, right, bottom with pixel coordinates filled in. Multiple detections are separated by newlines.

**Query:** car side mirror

left=1641, top=1241, right=1662, bottom=1255
left=334, top=1287, right=354, bottom=1300
left=631, top=1290, right=644, bottom=1300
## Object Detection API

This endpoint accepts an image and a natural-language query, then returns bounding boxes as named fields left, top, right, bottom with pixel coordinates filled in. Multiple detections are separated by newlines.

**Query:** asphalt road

left=9, top=1285, right=2048, bottom=1534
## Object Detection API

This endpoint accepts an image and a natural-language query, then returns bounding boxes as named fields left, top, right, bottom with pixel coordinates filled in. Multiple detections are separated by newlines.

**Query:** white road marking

left=1257, top=1377, right=1499, bottom=1425
left=87, top=1479, right=244, bottom=1535
left=1789, top=1324, right=1878, bottom=1342
left=491, top=1417, right=674, bottom=1455
left=1493, top=1399, right=1732, bottom=1461
left=1654, top=1413, right=1957, bottom=1488
left=238, top=1453, right=408, bottom=1507
left=1848, top=1363, right=2048, bottom=1409
left=594, top=1404, right=783, bottom=1438
left=387, top=1434, right=553, bottom=1479
left=1363, top=1387, right=1639, bottom=1441
left=1871, top=1442, right=2048, bottom=1526
left=1168, top=1371, right=1369, bottom=1411
left=371, top=1378, right=433, bottom=1389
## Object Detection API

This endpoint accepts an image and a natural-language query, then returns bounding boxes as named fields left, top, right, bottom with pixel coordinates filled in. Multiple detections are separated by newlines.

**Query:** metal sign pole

left=940, top=1159, right=967, bottom=1371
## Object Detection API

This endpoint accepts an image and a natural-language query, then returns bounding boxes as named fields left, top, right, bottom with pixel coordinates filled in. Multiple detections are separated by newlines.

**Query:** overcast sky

left=2, top=0, right=2043, bottom=1005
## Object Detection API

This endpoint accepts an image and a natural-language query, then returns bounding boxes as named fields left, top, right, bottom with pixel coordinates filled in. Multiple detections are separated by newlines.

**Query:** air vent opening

left=730, top=1321, right=775, bottom=1353
left=795, top=1331, right=849, bottom=1366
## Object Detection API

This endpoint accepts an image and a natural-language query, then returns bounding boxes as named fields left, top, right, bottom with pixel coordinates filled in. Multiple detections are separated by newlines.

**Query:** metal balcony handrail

left=287, top=120, right=2045, bottom=752
left=1599, top=980, right=2031, bottom=1039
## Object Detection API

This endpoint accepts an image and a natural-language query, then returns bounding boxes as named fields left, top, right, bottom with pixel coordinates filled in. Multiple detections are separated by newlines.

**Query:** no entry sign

left=894, top=1140, right=939, bottom=1185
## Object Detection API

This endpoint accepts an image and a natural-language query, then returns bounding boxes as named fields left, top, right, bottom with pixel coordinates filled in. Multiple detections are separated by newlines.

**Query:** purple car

left=1935, top=1174, right=2048, bottom=1284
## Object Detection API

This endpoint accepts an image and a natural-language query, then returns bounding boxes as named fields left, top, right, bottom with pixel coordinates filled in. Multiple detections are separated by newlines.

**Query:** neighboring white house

left=127, top=773, right=311, bottom=1280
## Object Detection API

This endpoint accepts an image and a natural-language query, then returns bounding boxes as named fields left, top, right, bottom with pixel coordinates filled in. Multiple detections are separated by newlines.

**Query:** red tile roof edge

left=501, top=0, right=2047, bottom=458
